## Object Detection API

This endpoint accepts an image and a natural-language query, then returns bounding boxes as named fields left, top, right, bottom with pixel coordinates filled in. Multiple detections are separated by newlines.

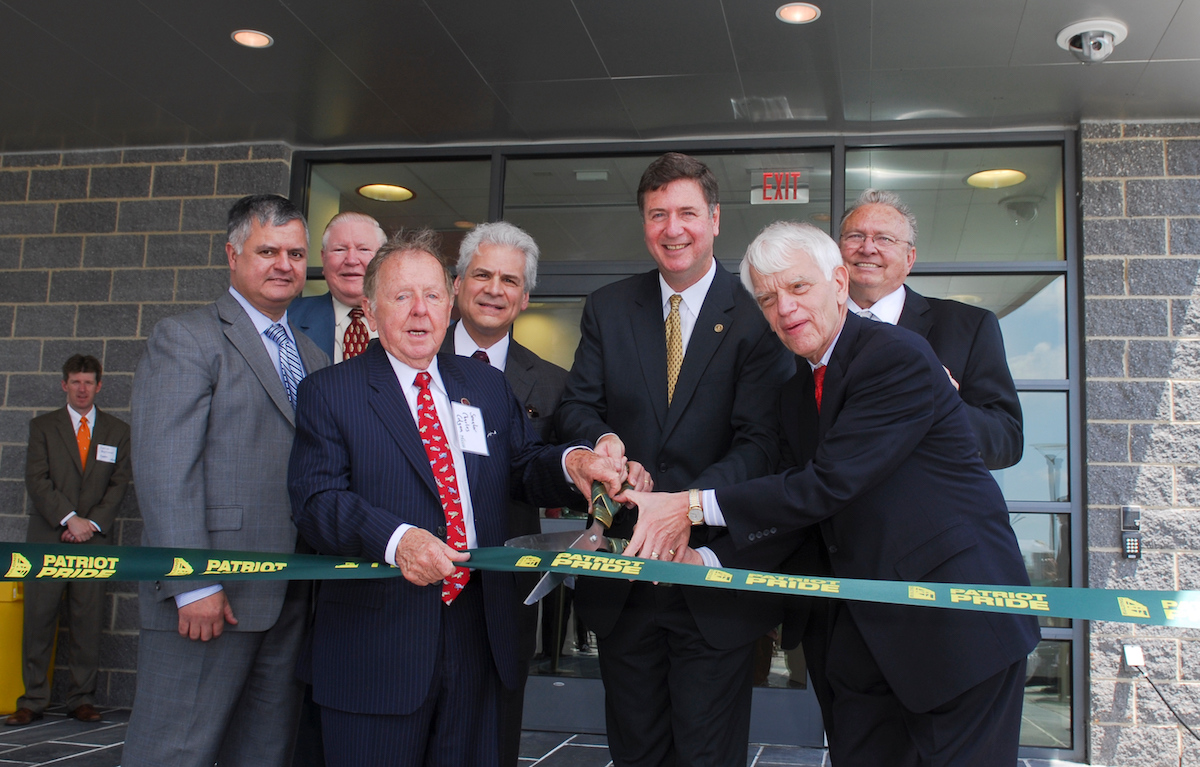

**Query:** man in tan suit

left=7, top=354, right=131, bottom=726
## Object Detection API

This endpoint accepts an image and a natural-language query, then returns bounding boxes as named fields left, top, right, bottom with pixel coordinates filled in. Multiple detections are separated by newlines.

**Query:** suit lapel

left=504, top=341, right=537, bottom=407
left=662, top=265, right=734, bottom=441
left=53, top=407, right=84, bottom=476
left=218, top=292, right=296, bottom=425
left=897, top=287, right=933, bottom=339
left=632, top=272, right=669, bottom=431
left=438, top=357, right=482, bottom=500
left=366, top=345, right=439, bottom=499
left=820, top=314, right=863, bottom=439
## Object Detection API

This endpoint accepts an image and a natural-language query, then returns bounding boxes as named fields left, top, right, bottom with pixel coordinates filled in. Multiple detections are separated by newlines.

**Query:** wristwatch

left=687, top=488, right=704, bottom=525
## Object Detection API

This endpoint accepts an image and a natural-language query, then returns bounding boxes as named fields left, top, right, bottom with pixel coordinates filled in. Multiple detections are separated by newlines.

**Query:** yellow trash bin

left=0, top=583, right=23, bottom=715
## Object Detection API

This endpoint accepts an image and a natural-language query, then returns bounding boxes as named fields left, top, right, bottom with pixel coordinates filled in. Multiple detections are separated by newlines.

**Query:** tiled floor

left=0, top=708, right=1090, bottom=767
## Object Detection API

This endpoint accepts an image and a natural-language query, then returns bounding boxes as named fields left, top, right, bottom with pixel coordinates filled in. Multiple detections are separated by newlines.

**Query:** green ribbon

left=4, top=542, right=1196, bottom=628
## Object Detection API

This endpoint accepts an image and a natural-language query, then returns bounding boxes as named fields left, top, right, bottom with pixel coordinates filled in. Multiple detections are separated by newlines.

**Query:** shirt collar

left=659, top=258, right=717, bottom=310
left=809, top=320, right=847, bottom=371
left=229, top=286, right=293, bottom=339
left=847, top=284, right=906, bottom=325
left=385, top=351, right=447, bottom=396
left=67, top=405, right=97, bottom=431
left=453, top=321, right=509, bottom=371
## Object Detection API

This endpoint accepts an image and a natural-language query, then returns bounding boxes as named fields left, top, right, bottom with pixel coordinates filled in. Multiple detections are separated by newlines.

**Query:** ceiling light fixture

left=966, top=169, right=1026, bottom=189
left=357, top=183, right=414, bottom=202
left=454, top=220, right=475, bottom=229
left=231, top=29, right=274, bottom=49
left=776, top=3, right=821, bottom=24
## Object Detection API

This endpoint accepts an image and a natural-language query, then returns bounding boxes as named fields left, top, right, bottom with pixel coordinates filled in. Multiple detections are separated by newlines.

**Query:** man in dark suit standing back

left=290, top=211, right=387, bottom=362
left=555, top=153, right=794, bottom=766
left=626, top=222, right=1040, bottom=766
left=439, top=220, right=568, bottom=767
left=7, top=354, right=131, bottom=727
left=839, top=188, right=1023, bottom=469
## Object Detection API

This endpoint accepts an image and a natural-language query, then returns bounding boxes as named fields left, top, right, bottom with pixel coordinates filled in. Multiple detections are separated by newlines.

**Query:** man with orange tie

left=8, top=354, right=131, bottom=727
left=290, top=211, right=387, bottom=362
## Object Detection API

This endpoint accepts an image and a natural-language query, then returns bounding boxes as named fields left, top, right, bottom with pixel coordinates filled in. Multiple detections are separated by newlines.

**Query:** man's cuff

left=175, top=585, right=223, bottom=608
left=701, top=489, right=727, bottom=528
left=561, top=445, right=591, bottom=487
left=385, top=524, right=415, bottom=567
left=60, top=511, right=76, bottom=527
left=696, top=546, right=723, bottom=568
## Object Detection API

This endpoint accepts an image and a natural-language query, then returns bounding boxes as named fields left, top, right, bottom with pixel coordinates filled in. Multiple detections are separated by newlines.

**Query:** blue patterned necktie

left=265, top=323, right=305, bottom=409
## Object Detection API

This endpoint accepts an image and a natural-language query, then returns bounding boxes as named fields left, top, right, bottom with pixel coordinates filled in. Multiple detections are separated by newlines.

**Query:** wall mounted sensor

left=1121, top=505, right=1142, bottom=560
left=1057, top=20, right=1128, bottom=63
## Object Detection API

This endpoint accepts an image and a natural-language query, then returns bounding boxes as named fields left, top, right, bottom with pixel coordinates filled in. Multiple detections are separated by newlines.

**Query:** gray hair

left=321, top=211, right=387, bottom=251
left=227, top=195, right=308, bottom=255
left=741, top=221, right=843, bottom=292
left=841, top=188, right=918, bottom=247
left=457, top=221, right=540, bottom=293
left=363, top=229, right=453, bottom=312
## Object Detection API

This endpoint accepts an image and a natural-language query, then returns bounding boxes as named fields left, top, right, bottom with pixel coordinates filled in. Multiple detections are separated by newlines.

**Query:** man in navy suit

left=626, top=222, right=1040, bottom=766
left=839, top=189, right=1023, bottom=470
left=556, top=153, right=794, bottom=766
left=439, top=221, right=571, bottom=767
left=288, top=230, right=626, bottom=767
left=290, top=212, right=387, bottom=362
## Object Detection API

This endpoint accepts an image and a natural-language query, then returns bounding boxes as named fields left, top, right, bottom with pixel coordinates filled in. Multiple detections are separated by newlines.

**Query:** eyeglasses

left=840, top=232, right=911, bottom=250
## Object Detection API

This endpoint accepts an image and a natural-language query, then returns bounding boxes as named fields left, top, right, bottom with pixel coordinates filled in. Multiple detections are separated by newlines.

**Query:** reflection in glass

left=906, top=275, right=1066, bottom=379
left=1011, top=512, right=1070, bottom=628
left=846, top=145, right=1064, bottom=263
left=513, top=299, right=585, bottom=371
left=1021, top=640, right=1072, bottom=748
left=992, top=392, right=1068, bottom=502
left=504, top=152, right=832, bottom=264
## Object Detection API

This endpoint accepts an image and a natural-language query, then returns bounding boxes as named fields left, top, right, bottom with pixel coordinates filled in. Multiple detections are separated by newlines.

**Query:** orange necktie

left=77, top=415, right=90, bottom=469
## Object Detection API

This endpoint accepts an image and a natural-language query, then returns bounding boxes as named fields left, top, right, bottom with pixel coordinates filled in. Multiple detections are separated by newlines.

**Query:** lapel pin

left=526, top=405, right=540, bottom=418
left=460, top=398, right=470, bottom=405
left=714, top=323, right=724, bottom=333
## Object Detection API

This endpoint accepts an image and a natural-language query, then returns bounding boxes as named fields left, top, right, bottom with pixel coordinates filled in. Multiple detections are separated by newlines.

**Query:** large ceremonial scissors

left=504, top=481, right=629, bottom=605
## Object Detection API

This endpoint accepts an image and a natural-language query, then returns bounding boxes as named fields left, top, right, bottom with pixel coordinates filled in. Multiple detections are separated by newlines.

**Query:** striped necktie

left=265, top=323, right=306, bottom=409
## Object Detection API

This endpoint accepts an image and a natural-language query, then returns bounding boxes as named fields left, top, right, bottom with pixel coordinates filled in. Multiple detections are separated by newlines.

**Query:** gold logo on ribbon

left=5, top=553, right=30, bottom=578
left=166, top=557, right=194, bottom=577
left=1118, top=597, right=1150, bottom=619
left=909, top=585, right=936, bottom=602
left=334, top=562, right=359, bottom=569
left=705, top=569, right=733, bottom=583
left=515, top=555, right=542, bottom=568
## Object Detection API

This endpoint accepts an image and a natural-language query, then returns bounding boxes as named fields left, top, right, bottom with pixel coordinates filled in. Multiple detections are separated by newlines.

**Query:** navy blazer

left=898, top=289, right=1023, bottom=470
left=713, top=313, right=1039, bottom=713
left=289, top=292, right=337, bottom=361
left=555, top=264, right=795, bottom=647
left=288, top=344, right=583, bottom=715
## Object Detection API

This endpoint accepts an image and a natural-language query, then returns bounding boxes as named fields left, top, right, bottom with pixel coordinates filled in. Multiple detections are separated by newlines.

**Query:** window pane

left=991, top=392, right=1068, bottom=502
left=504, top=151, right=832, bottom=263
left=1011, top=512, right=1070, bottom=628
left=513, top=298, right=585, bottom=371
left=905, top=275, right=1066, bottom=379
left=846, top=146, right=1064, bottom=263
left=1021, top=640, right=1072, bottom=749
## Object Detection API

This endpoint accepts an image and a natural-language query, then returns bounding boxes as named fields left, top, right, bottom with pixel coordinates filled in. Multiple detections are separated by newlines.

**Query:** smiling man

left=555, top=153, right=793, bottom=767
left=124, top=195, right=328, bottom=767
left=291, top=211, right=387, bottom=363
left=439, top=221, right=569, bottom=767
left=625, top=221, right=1039, bottom=767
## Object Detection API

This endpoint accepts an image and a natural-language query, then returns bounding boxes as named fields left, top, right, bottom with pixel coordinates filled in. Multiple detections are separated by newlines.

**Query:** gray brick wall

left=0, top=142, right=291, bottom=708
left=1084, top=122, right=1200, bottom=766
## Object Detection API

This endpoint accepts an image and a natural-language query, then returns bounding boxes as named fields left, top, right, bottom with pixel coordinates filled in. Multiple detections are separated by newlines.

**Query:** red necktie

left=77, top=415, right=90, bottom=469
left=471, top=349, right=490, bottom=365
left=343, top=308, right=369, bottom=361
left=813, top=366, right=826, bottom=411
left=414, top=372, right=469, bottom=603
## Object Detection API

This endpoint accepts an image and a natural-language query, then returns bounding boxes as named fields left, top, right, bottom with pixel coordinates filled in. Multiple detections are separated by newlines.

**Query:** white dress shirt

left=847, top=284, right=906, bottom=325
left=454, top=321, right=510, bottom=372
left=60, top=405, right=101, bottom=531
left=659, top=257, right=718, bottom=354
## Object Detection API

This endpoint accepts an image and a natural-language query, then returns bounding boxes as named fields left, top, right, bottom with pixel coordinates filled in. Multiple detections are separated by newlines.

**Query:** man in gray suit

left=123, top=195, right=329, bottom=767
left=438, top=221, right=569, bottom=767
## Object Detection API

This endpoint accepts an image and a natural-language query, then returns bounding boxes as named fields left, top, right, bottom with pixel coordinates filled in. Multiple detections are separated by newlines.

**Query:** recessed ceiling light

left=575, top=170, right=609, bottom=182
left=231, top=29, right=274, bottom=49
left=454, top=220, right=475, bottom=229
left=810, top=212, right=832, bottom=222
left=966, top=169, right=1026, bottom=189
left=357, top=184, right=414, bottom=202
left=947, top=294, right=983, bottom=305
left=776, top=3, right=821, bottom=24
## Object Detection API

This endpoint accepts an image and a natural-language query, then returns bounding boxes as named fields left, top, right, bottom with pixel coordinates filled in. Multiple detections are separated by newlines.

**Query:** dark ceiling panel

left=1148, top=0, right=1200, bottom=59
left=573, top=0, right=738, bottom=78
left=870, top=0, right=1026, bottom=70
left=614, top=74, right=752, bottom=135
left=424, top=0, right=607, bottom=83
left=723, top=0, right=840, bottom=75
left=490, top=79, right=636, bottom=140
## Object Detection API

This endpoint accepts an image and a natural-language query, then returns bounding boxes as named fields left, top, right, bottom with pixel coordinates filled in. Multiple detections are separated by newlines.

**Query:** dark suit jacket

left=289, top=292, right=337, bottom=361
left=899, top=289, right=1023, bottom=470
left=555, top=264, right=795, bottom=647
left=25, top=406, right=131, bottom=545
left=712, top=314, right=1040, bottom=713
left=288, top=344, right=584, bottom=715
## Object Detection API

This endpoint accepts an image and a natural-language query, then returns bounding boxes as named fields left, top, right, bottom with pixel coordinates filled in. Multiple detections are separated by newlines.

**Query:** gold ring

left=650, top=552, right=660, bottom=559
left=668, top=549, right=676, bottom=556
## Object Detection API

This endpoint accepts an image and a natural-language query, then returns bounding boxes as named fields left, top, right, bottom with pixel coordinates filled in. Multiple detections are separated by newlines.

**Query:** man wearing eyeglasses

left=838, top=189, right=1023, bottom=471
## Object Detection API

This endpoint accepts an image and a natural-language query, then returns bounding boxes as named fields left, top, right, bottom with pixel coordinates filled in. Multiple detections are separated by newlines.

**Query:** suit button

left=436, top=525, right=447, bottom=539
left=770, top=527, right=777, bottom=534
left=658, top=462, right=668, bottom=473
left=828, top=545, right=838, bottom=554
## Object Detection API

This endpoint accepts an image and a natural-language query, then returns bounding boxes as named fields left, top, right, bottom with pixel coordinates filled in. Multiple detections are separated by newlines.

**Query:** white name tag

left=95, top=444, right=117, bottom=464
left=451, top=403, right=489, bottom=456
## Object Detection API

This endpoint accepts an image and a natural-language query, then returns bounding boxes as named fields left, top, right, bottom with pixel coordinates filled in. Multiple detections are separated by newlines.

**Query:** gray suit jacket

left=132, top=290, right=328, bottom=632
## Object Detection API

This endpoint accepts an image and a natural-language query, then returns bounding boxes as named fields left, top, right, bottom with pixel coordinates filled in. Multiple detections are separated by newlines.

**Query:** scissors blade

left=523, top=571, right=567, bottom=606
left=504, top=528, right=593, bottom=551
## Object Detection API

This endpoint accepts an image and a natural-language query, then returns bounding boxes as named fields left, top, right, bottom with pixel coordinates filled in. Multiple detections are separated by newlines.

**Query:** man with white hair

left=626, top=221, right=1039, bottom=767
left=291, top=211, right=388, bottom=362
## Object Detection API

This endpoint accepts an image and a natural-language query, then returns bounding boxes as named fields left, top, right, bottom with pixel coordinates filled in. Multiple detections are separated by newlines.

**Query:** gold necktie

left=77, top=415, right=90, bottom=469
left=666, top=294, right=683, bottom=404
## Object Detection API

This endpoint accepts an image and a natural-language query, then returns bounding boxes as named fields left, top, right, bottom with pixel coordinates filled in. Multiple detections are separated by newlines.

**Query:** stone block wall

left=0, top=143, right=291, bottom=707
left=1084, top=122, right=1200, bottom=766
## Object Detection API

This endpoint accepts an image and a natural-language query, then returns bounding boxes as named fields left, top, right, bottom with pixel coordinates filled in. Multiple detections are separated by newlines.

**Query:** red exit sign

left=752, top=171, right=809, bottom=204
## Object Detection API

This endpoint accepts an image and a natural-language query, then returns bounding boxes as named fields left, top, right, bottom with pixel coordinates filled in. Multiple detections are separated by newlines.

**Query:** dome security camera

left=1056, top=19, right=1128, bottom=64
